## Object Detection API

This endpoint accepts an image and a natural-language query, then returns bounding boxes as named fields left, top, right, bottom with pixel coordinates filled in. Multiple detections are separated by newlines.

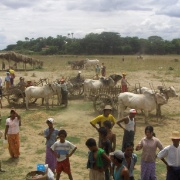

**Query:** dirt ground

left=0, top=64, right=179, bottom=179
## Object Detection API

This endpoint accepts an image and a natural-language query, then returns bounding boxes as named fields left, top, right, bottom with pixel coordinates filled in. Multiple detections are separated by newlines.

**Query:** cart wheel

left=8, top=89, right=25, bottom=107
left=93, top=93, right=114, bottom=114
left=69, top=84, right=84, bottom=96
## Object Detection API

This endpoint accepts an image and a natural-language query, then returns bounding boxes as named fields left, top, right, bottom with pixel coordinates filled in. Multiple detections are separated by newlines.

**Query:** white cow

left=118, top=91, right=167, bottom=123
left=84, top=59, right=99, bottom=69
left=84, top=77, right=115, bottom=98
left=25, top=83, right=61, bottom=110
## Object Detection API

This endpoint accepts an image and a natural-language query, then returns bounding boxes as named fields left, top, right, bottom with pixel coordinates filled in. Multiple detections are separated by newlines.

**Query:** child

left=86, top=138, right=111, bottom=180
left=51, top=130, right=77, bottom=180
left=110, top=150, right=129, bottom=180
left=103, top=120, right=116, bottom=152
left=98, top=127, right=112, bottom=180
left=44, top=118, right=59, bottom=173
left=136, top=126, right=163, bottom=180
left=123, top=142, right=137, bottom=180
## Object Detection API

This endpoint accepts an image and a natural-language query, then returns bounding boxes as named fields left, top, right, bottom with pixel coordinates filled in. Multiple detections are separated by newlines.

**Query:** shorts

left=56, top=158, right=71, bottom=174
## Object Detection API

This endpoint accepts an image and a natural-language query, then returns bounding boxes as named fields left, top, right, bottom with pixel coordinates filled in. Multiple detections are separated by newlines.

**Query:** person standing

left=86, top=138, right=111, bottom=180
left=101, top=63, right=106, bottom=77
left=51, top=129, right=77, bottom=180
left=90, top=105, right=116, bottom=131
left=103, top=120, right=116, bottom=152
left=0, top=77, right=3, bottom=108
left=95, top=64, right=101, bottom=76
left=110, top=150, right=129, bottom=180
left=9, top=67, right=15, bottom=86
left=157, top=131, right=180, bottom=180
left=121, top=73, right=129, bottom=92
left=123, top=142, right=137, bottom=180
left=44, top=118, right=59, bottom=173
left=4, top=109, right=21, bottom=158
left=4, top=72, right=11, bottom=90
left=59, top=78, right=68, bottom=107
left=117, top=109, right=137, bottom=152
left=136, top=126, right=163, bottom=180
left=98, top=127, right=112, bottom=180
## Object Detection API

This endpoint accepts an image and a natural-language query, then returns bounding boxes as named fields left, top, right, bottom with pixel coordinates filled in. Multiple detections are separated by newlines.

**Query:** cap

left=104, top=105, right=112, bottom=110
left=46, top=118, right=54, bottom=124
left=78, top=71, right=81, bottom=74
left=129, top=109, right=137, bottom=114
left=6, top=72, right=10, bottom=74
left=110, top=150, right=124, bottom=160
left=170, top=131, right=180, bottom=139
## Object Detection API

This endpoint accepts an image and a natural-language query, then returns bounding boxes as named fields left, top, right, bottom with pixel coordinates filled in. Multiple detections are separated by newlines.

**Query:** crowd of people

left=3, top=104, right=180, bottom=180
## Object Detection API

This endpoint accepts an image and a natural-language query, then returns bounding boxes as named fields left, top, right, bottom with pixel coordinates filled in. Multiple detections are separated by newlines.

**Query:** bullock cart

left=2, top=78, right=48, bottom=107
left=68, top=76, right=84, bottom=96
left=92, top=86, right=121, bottom=114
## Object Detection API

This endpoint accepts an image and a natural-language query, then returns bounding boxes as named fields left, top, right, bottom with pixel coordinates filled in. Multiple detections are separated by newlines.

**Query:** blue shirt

left=44, top=128, right=59, bottom=147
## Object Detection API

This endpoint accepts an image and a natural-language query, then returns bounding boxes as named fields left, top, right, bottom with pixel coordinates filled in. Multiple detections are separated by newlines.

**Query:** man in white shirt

left=157, top=131, right=180, bottom=180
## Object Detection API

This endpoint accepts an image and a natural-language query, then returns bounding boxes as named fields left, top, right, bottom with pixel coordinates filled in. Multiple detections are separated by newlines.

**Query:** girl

left=136, top=126, right=163, bottom=180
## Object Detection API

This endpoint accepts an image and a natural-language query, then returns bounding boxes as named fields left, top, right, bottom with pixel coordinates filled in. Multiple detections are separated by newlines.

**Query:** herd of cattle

left=24, top=73, right=178, bottom=123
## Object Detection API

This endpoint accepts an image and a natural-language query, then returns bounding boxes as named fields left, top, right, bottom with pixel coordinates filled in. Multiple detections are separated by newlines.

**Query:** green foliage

left=4, top=33, right=180, bottom=55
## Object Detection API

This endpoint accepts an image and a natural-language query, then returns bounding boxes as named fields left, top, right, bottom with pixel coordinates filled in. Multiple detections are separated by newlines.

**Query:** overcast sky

left=0, top=0, right=180, bottom=50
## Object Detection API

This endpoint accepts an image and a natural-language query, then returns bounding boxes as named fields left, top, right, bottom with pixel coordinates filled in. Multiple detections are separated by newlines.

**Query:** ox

left=25, top=83, right=61, bottom=110
left=137, top=86, right=178, bottom=118
left=84, top=59, right=99, bottom=69
left=84, top=77, right=115, bottom=98
left=118, top=91, right=167, bottom=123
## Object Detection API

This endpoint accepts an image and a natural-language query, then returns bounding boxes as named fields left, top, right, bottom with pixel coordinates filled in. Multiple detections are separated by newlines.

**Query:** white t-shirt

left=6, top=117, right=20, bottom=134
left=157, top=144, right=180, bottom=167
left=51, top=140, right=76, bottom=162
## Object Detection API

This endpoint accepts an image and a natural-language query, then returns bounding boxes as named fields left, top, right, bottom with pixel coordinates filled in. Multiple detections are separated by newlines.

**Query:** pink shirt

left=139, top=136, right=163, bottom=162
left=6, top=117, right=20, bottom=134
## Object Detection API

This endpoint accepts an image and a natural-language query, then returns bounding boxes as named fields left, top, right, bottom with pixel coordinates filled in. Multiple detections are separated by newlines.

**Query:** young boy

left=86, top=138, right=111, bottom=180
left=51, top=130, right=77, bottom=180
left=123, top=142, right=137, bottom=180
left=103, top=120, right=116, bottom=152
left=110, top=150, right=129, bottom=180
left=98, top=127, right=112, bottom=180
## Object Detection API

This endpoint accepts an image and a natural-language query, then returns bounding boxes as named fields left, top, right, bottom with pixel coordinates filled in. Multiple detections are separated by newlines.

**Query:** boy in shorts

left=51, top=130, right=77, bottom=180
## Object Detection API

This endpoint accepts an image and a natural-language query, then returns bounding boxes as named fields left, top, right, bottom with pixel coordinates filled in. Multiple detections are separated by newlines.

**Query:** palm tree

left=67, top=33, right=70, bottom=38
left=71, top=33, right=74, bottom=39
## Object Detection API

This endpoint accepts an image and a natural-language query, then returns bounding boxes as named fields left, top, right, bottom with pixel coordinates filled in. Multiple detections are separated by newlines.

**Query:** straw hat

left=170, top=131, right=180, bottom=139
left=104, top=105, right=112, bottom=110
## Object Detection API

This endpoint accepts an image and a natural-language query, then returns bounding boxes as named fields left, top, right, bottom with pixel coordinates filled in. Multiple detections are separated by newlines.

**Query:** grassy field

left=0, top=55, right=179, bottom=180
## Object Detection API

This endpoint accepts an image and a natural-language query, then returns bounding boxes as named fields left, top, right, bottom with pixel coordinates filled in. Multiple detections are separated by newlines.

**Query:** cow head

left=155, top=93, right=167, bottom=105
left=100, top=77, right=115, bottom=87
left=109, top=74, right=122, bottom=85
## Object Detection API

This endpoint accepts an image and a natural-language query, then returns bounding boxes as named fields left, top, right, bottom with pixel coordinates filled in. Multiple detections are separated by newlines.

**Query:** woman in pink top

left=136, top=126, right=163, bottom=180
left=4, top=109, right=21, bottom=158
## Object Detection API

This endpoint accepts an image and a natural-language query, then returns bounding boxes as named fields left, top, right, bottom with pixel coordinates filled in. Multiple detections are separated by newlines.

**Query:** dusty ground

left=0, top=58, right=179, bottom=180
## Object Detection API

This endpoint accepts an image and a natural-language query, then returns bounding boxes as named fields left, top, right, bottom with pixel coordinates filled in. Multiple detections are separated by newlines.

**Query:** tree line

left=4, top=32, right=180, bottom=55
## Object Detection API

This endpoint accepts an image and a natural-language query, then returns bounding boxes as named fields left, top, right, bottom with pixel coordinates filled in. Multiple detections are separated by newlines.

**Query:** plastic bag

left=47, top=168, right=54, bottom=180
left=3, top=140, right=8, bottom=149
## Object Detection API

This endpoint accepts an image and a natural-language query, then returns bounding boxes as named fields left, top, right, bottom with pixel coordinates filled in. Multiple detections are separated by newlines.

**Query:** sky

left=0, top=0, right=180, bottom=50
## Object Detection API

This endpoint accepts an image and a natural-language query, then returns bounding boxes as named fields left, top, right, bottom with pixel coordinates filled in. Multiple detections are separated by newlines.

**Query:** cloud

left=0, top=0, right=180, bottom=50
